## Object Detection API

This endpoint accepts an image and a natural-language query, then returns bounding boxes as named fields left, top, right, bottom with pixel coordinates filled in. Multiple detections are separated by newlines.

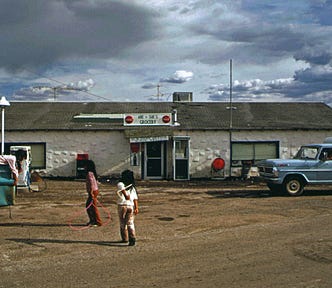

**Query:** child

left=86, top=160, right=102, bottom=226
left=116, top=180, right=139, bottom=246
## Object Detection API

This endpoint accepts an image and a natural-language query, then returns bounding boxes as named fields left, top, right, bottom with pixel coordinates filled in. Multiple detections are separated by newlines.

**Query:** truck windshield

left=294, top=146, right=319, bottom=160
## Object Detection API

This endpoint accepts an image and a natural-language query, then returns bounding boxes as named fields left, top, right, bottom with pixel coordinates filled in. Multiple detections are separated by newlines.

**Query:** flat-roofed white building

left=4, top=100, right=332, bottom=180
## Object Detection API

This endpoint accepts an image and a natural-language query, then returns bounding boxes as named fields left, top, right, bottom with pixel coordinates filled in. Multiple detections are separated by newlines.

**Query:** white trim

left=74, top=114, right=123, bottom=119
left=130, top=136, right=169, bottom=143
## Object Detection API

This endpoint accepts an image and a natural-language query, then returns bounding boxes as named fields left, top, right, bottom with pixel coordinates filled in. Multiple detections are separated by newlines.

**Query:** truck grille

left=258, top=166, right=273, bottom=174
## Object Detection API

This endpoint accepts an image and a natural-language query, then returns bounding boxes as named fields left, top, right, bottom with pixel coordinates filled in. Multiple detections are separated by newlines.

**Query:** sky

left=1, top=0, right=332, bottom=104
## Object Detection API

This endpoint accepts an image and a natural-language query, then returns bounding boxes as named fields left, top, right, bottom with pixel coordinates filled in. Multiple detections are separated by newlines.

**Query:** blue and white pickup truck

left=257, top=140, right=332, bottom=196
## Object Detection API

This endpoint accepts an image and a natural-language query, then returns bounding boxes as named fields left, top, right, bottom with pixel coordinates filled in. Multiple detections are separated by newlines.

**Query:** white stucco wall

left=186, top=130, right=332, bottom=178
left=181, top=130, right=230, bottom=178
left=6, top=129, right=332, bottom=179
left=6, top=131, right=132, bottom=178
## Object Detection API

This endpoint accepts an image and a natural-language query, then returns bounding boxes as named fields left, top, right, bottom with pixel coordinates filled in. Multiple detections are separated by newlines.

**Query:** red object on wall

left=76, top=153, right=89, bottom=160
left=125, top=115, right=134, bottom=124
left=162, top=115, right=171, bottom=123
left=212, top=157, right=225, bottom=171
left=130, top=143, right=140, bottom=153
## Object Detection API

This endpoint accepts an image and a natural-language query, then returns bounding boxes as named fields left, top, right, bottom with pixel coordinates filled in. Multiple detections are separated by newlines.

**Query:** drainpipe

left=172, top=109, right=180, bottom=126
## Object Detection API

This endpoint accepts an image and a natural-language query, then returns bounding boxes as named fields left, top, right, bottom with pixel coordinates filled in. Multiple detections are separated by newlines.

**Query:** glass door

left=173, top=138, right=190, bottom=180
left=145, top=141, right=164, bottom=179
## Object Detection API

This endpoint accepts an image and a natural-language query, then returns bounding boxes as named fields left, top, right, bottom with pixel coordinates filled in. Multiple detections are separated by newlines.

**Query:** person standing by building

left=86, top=160, right=102, bottom=226
left=15, top=149, right=29, bottom=187
left=116, top=181, right=139, bottom=246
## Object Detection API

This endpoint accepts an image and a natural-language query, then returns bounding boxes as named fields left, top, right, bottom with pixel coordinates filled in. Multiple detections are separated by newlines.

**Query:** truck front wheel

left=283, top=176, right=304, bottom=196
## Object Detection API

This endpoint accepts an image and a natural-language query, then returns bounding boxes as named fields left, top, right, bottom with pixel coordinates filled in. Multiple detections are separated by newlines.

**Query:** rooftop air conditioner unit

left=324, top=137, right=332, bottom=143
left=172, top=92, right=193, bottom=102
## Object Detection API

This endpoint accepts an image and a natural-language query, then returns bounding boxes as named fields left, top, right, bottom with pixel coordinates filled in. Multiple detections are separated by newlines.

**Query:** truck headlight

left=272, top=167, right=279, bottom=177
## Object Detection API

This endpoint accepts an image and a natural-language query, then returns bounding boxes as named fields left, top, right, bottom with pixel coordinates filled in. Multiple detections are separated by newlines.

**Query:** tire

left=283, top=176, right=304, bottom=196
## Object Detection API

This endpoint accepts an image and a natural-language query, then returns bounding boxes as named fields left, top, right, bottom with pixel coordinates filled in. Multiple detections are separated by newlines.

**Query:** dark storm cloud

left=190, top=17, right=306, bottom=66
left=141, top=83, right=156, bottom=89
left=0, top=0, right=158, bottom=70
left=3, top=0, right=332, bottom=104
left=294, top=66, right=332, bottom=85
left=187, top=1, right=330, bottom=67
left=310, top=0, right=332, bottom=26
left=187, top=0, right=332, bottom=104
left=295, top=46, right=332, bottom=66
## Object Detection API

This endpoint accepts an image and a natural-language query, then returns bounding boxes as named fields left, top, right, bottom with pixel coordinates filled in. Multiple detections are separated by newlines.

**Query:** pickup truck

left=257, top=141, right=332, bottom=196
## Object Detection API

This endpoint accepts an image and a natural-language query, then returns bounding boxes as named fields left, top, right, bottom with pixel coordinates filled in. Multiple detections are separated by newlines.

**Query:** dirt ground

left=0, top=179, right=331, bottom=288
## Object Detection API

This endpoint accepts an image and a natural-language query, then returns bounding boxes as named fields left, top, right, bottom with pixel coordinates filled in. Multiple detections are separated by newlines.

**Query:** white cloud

left=160, top=70, right=194, bottom=83
left=68, top=79, right=95, bottom=91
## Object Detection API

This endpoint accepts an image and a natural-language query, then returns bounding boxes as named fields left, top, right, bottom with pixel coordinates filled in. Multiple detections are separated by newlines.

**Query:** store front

left=129, top=135, right=190, bottom=180
left=125, top=111, right=190, bottom=180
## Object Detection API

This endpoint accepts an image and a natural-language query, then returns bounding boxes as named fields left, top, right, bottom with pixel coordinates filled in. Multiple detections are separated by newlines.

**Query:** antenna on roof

left=33, top=85, right=83, bottom=101
left=153, top=83, right=166, bottom=101
left=145, top=83, right=171, bottom=101
left=23, top=68, right=110, bottom=101
left=157, top=83, right=162, bottom=100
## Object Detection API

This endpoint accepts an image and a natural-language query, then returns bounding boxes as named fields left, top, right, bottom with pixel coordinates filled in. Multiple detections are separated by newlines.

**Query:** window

left=175, top=140, right=188, bottom=159
left=232, top=141, right=279, bottom=165
left=5, top=142, right=46, bottom=169
left=319, top=148, right=332, bottom=160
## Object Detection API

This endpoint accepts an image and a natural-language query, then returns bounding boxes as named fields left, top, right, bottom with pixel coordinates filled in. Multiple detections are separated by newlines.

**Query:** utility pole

left=228, top=59, right=234, bottom=178
left=229, top=59, right=233, bottom=130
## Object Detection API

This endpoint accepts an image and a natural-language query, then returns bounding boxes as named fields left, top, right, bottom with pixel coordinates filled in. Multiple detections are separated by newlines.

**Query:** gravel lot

left=0, top=179, right=331, bottom=288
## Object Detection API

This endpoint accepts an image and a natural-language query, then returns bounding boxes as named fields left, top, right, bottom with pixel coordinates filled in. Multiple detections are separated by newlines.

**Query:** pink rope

left=68, top=199, right=111, bottom=231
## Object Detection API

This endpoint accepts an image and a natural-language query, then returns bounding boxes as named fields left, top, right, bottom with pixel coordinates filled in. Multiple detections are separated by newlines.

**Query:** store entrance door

left=145, top=141, right=165, bottom=179
left=173, top=137, right=190, bottom=180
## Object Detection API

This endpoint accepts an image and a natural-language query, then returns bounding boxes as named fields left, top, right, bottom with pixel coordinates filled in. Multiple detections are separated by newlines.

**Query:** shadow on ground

left=206, top=189, right=332, bottom=198
left=6, top=238, right=128, bottom=247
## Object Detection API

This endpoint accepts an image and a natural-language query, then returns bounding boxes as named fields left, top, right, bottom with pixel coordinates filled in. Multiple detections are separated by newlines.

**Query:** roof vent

left=172, top=92, right=193, bottom=102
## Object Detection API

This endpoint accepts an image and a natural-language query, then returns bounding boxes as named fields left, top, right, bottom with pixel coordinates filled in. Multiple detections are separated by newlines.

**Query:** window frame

left=231, top=141, right=279, bottom=166
left=5, top=142, right=46, bottom=169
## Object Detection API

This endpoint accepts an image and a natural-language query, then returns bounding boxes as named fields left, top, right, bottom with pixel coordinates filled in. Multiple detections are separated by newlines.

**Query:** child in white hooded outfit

left=116, top=182, right=139, bottom=246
